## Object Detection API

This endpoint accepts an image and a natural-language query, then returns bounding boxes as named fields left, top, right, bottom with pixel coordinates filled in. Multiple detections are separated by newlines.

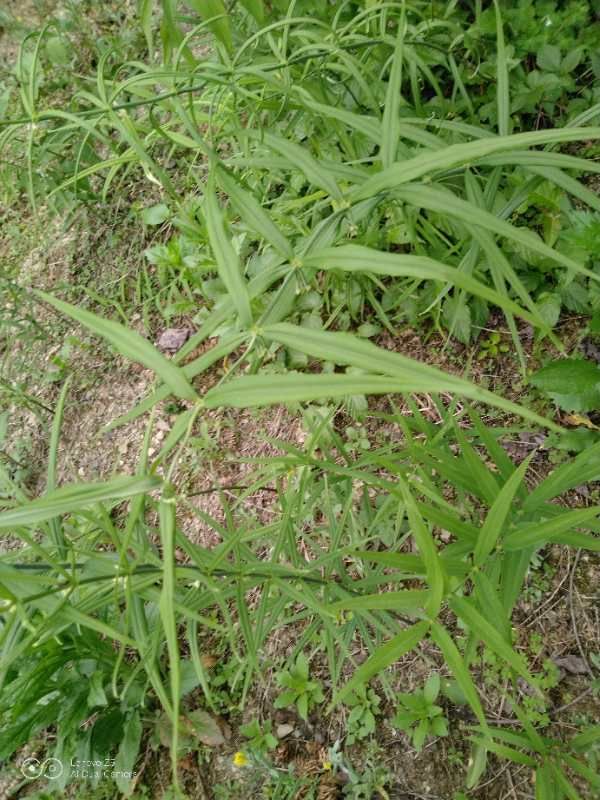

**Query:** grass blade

left=450, top=597, right=537, bottom=687
left=204, top=178, right=253, bottom=328
left=381, top=11, right=405, bottom=169
left=0, top=476, right=160, bottom=529
left=331, top=621, right=430, bottom=708
left=473, top=455, right=532, bottom=567
left=36, top=291, right=198, bottom=401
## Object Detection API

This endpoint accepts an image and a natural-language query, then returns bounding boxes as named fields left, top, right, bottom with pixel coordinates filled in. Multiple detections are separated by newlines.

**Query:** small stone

left=156, top=328, right=191, bottom=353
left=276, top=724, right=294, bottom=739
left=553, top=655, right=589, bottom=675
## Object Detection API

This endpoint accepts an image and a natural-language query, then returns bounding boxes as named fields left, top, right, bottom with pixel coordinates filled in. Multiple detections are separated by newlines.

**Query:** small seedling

left=344, top=685, right=381, bottom=744
left=392, top=674, right=449, bottom=751
left=274, top=653, right=324, bottom=721
left=240, top=719, right=278, bottom=755
left=477, top=331, right=509, bottom=361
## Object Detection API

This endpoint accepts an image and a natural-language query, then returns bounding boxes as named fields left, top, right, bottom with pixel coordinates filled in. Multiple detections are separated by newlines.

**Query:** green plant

left=391, top=674, right=449, bottom=751
left=343, top=685, right=381, bottom=744
left=2, top=1, right=600, bottom=797
left=274, top=654, right=324, bottom=721
left=240, top=719, right=278, bottom=756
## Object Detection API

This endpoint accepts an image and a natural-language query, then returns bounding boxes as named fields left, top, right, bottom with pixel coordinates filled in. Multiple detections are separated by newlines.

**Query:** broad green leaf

left=115, top=711, right=142, bottom=795
left=331, top=621, right=430, bottom=708
left=36, top=291, right=197, bottom=401
left=450, top=597, right=538, bottom=687
left=529, top=359, right=600, bottom=412
left=141, top=203, right=170, bottom=225
left=0, top=476, right=160, bottom=529
left=473, top=455, right=532, bottom=566
left=204, top=180, right=253, bottom=328
left=304, top=245, right=540, bottom=326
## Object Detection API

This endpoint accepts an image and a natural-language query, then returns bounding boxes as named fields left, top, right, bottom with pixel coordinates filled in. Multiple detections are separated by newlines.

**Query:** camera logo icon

left=21, top=757, right=63, bottom=780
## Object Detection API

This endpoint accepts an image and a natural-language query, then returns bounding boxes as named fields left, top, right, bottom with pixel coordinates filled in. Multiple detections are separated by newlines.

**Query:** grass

left=1, top=1, right=600, bottom=798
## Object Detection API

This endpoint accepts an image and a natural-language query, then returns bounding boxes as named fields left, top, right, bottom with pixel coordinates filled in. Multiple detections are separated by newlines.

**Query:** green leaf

left=217, top=167, right=293, bottom=258
left=115, top=712, right=142, bottom=795
left=45, top=35, right=69, bottom=65
left=237, top=0, right=264, bottom=23
left=204, top=179, right=253, bottom=328
left=183, top=0, right=232, bottom=51
left=493, top=0, right=509, bottom=136
left=351, top=127, right=600, bottom=201
left=256, top=323, right=560, bottom=431
left=141, top=203, right=170, bottom=225
left=304, top=245, right=539, bottom=327
left=429, top=623, right=487, bottom=728
left=0, top=475, right=160, bottom=529
left=530, top=359, right=600, bottom=412
left=87, top=672, right=108, bottom=707
left=381, top=12, right=405, bottom=169
left=504, top=507, right=600, bottom=551
left=331, top=621, right=430, bottom=708
left=474, top=455, right=532, bottom=566
left=449, top=597, right=538, bottom=688
left=36, top=291, right=198, bottom=401
left=398, top=480, right=444, bottom=616
left=329, top=590, right=429, bottom=613
left=394, top=185, right=596, bottom=281
left=259, top=132, right=342, bottom=201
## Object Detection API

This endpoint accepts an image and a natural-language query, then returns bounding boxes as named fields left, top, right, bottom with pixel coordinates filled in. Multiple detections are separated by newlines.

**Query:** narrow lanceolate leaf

left=429, top=623, right=487, bottom=728
left=204, top=181, right=253, bottom=328
left=504, top=507, right=600, bottom=551
left=237, top=0, right=264, bottom=23
left=258, top=323, right=560, bottom=431
left=394, top=185, right=597, bottom=281
left=329, top=590, right=428, bottom=614
left=0, top=476, right=161, bottom=529
left=204, top=374, right=421, bottom=408
left=36, top=291, right=197, bottom=400
left=184, top=0, right=232, bottom=51
left=304, top=245, right=539, bottom=326
left=494, top=0, right=509, bottom=136
left=474, top=455, right=532, bottom=566
left=294, top=91, right=381, bottom=141
left=381, top=12, right=405, bottom=168
left=260, top=132, right=342, bottom=201
left=398, top=480, right=444, bottom=616
left=449, top=597, right=538, bottom=687
left=331, top=621, right=430, bottom=708
left=217, top=167, right=293, bottom=258
left=523, top=441, right=600, bottom=511
left=158, top=489, right=181, bottom=781
left=351, top=127, right=600, bottom=200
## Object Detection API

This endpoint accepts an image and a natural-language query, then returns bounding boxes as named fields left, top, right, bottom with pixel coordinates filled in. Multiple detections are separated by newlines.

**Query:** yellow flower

left=322, top=761, right=332, bottom=771
left=233, top=751, right=249, bottom=767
